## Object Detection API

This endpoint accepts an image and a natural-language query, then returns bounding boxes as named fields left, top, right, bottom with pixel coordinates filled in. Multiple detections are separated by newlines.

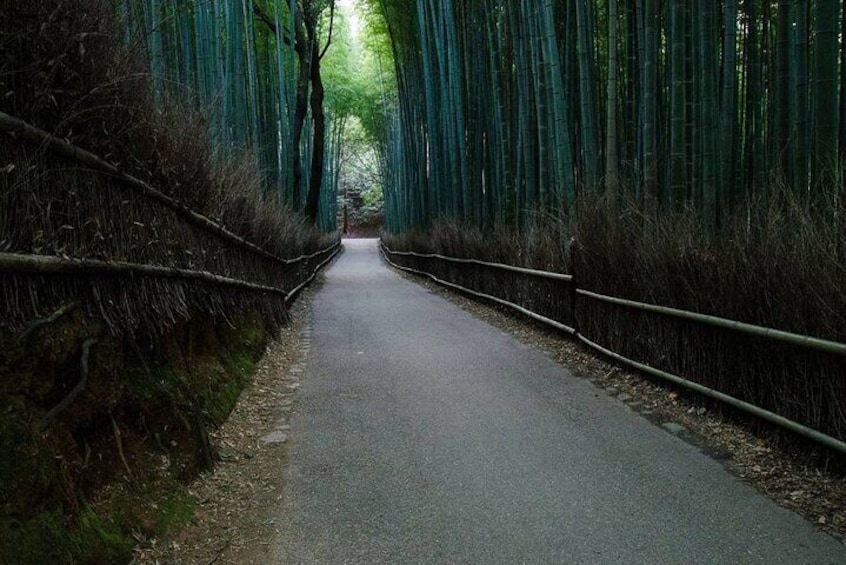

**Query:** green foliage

left=76, top=506, right=136, bottom=563
left=323, top=6, right=359, bottom=117
left=205, top=315, right=268, bottom=424
left=152, top=491, right=196, bottom=536
left=0, top=507, right=134, bottom=565
left=363, top=185, right=384, bottom=208
left=0, top=486, right=193, bottom=564
left=205, top=359, right=252, bottom=424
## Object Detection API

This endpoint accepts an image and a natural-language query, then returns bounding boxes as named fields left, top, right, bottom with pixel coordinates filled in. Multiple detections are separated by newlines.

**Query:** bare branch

left=318, top=0, right=335, bottom=61
left=37, top=338, right=98, bottom=432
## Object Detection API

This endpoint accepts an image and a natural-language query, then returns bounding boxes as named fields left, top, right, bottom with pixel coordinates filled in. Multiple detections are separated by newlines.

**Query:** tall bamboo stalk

left=605, top=0, right=620, bottom=196
left=366, top=0, right=842, bottom=239
left=813, top=0, right=840, bottom=211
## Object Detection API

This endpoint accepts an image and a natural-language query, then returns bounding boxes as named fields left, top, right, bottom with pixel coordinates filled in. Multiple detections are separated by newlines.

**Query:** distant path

left=273, top=239, right=845, bottom=564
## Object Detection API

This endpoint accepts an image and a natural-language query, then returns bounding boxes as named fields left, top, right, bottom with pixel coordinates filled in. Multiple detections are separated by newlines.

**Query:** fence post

left=568, top=237, right=580, bottom=337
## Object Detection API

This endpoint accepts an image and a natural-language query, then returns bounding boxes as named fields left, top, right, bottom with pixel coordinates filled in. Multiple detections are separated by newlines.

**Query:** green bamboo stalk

left=605, top=0, right=620, bottom=196
left=540, top=0, right=574, bottom=210
left=698, top=0, right=718, bottom=230
left=642, top=0, right=658, bottom=202
left=575, top=0, right=600, bottom=193
left=148, top=0, right=164, bottom=102
left=669, top=0, right=686, bottom=206
left=527, top=1, right=548, bottom=210
left=792, top=0, right=809, bottom=201
left=775, top=0, right=792, bottom=185
left=243, top=0, right=261, bottom=151
left=812, top=0, right=839, bottom=213
left=719, top=0, right=738, bottom=212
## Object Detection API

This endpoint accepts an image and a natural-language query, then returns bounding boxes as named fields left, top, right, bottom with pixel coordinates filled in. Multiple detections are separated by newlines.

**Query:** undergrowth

left=0, top=312, right=270, bottom=564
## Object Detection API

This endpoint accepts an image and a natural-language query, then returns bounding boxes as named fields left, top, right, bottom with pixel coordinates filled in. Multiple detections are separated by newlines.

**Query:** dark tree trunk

left=291, top=21, right=311, bottom=212
left=305, top=38, right=326, bottom=225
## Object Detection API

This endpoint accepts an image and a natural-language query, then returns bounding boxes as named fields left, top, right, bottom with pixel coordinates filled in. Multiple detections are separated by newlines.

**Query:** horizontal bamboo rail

left=386, top=249, right=573, bottom=281
left=0, top=241, right=340, bottom=300
left=383, top=245, right=845, bottom=356
left=576, top=334, right=846, bottom=455
left=382, top=246, right=575, bottom=334
left=381, top=243, right=846, bottom=455
left=0, top=252, right=285, bottom=294
left=0, top=111, right=332, bottom=266
left=285, top=244, right=342, bottom=302
left=577, top=289, right=846, bottom=356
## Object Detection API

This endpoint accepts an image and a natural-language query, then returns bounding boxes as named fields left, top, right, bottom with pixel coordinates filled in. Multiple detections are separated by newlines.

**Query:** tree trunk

left=291, top=15, right=311, bottom=212
left=305, top=39, right=327, bottom=225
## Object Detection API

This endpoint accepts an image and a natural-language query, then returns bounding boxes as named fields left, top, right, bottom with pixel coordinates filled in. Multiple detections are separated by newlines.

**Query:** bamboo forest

left=117, top=0, right=846, bottom=234
left=372, top=0, right=844, bottom=233
left=3, top=0, right=846, bottom=562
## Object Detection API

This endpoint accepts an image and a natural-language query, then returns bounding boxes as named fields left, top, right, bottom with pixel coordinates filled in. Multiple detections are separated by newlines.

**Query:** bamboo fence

left=0, top=112, right=340, bottom=334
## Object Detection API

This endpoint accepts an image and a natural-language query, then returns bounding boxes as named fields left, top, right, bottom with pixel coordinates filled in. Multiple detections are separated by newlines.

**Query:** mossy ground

left=0, top=311, right=273, bottom=564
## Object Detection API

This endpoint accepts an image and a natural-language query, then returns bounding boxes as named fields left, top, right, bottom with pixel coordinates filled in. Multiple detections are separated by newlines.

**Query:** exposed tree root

left=17, top=301, right=79, bottom=345
left=111, top=416, right=134, bottom=480
left=127, top=336, right=216, bottom=471
left=36, top=337, right=97, bottom=432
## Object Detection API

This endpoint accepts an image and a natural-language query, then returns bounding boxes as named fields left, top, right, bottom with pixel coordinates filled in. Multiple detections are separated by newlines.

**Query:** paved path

left=273, top=239, right=845, bottom=564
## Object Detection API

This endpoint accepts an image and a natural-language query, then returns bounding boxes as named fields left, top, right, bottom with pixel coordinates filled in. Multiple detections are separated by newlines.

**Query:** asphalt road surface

left=273, top=238, right=845, bottom=564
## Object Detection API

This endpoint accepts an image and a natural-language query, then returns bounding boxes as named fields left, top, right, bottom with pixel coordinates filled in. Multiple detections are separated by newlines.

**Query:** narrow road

left=273, top=239, right=844, bottom=564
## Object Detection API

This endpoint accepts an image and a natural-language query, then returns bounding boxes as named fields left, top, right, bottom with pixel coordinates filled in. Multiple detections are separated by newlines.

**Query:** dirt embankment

left=133, top=280, right=320, bottom=564
left=0, top=307, right=277, bottom=563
